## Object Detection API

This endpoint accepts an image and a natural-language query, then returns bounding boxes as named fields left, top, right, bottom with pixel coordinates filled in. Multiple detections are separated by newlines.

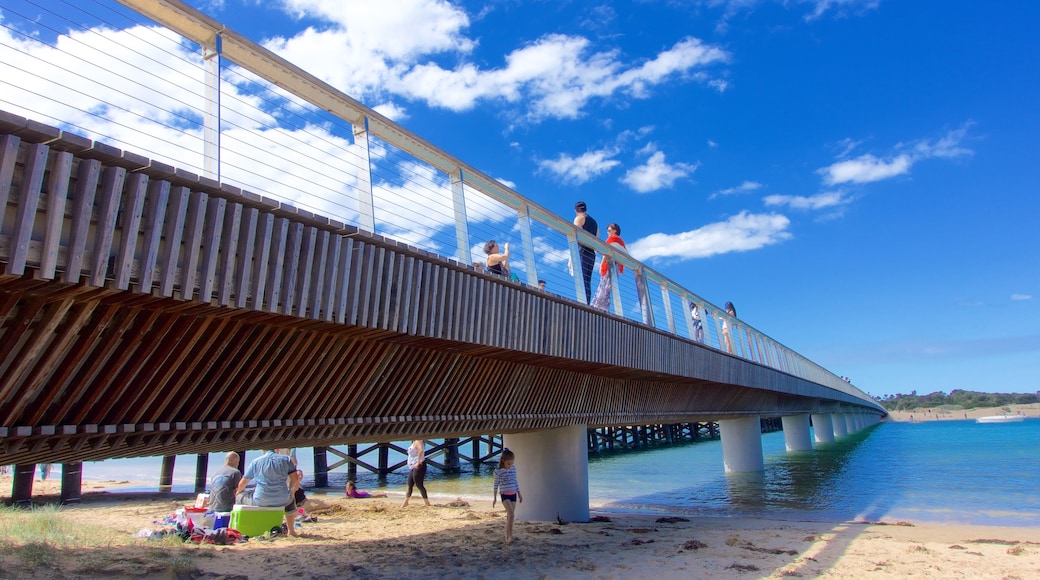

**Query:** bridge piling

left=781, top=414, right=813, bottom=452
left=60, top=462, right=82, bottom=504
left=194, top=454, right=208, bottom=494
left=159, top=456, right=175, bottom=493
left=313, top=447, right=329, bottom=487
left=508, top=424, right=589, bottom=524
left=811, top=414, right=835, bottom=443
left=719, top=416, right=765, bottom=473
left=10, top=464, right=35, bottom=506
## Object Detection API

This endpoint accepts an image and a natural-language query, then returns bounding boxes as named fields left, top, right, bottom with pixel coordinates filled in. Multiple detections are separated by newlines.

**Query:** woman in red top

left=590, top=223, right=626, bottom=311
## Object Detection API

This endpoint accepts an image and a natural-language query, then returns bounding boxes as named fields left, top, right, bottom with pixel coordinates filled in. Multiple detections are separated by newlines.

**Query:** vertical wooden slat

left=309, top=230, right=329, bottom=320
left=319, top=232, right=340, bottom=321
left=345, top=241, right=365, bottom=325
left=38, top=151, right=74, bottom=279
left=198, top=197, right=227, bottom=303
left=280, top=221, right=304, bottom=316
left=217, top=202, right=243, bottom=306
left=294, top=226, right=316, bottom=317
left=234, top=207, right=259, bottom=309
left=265, top=217, right=289, bottom=314
left=358, top=244, right=376, bottom=327
left=249, top=212, right=274, bottom=311
left=135, top=179, right=170, bottom=294
left=0, top=134, right=22, bottom=220
left=334, top=237, right=354, bottom=324
left=157, top=186, right=190, bottom=297
left=6, top=143, right=49, bottom=275
left=179, top=191, right=209, bottom=300
left=113, top=172, right=148, bottom=290
left=88, top=166, right=127, bottom=287
left=62, top=158, right=101, bottom=284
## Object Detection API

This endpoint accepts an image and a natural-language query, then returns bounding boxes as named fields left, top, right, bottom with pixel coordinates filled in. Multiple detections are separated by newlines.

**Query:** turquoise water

left=59, top=419, right=1039, bottom=527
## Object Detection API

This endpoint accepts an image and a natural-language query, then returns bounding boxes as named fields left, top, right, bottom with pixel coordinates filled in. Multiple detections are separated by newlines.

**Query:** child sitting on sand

left=345, top=481, right=387, bottom=498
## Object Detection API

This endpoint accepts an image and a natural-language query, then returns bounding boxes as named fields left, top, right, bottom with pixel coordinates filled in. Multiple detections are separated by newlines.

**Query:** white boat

left=976, top=415, right=1025, bottom=424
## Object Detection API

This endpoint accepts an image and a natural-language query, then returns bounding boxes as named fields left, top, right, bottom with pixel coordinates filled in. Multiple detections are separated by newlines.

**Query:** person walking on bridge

left=590, top=223, right=626, bottom=311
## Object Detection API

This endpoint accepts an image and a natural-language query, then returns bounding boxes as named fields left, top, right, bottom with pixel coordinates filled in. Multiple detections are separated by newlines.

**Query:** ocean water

left=44, top=419, right=1039, bottom=527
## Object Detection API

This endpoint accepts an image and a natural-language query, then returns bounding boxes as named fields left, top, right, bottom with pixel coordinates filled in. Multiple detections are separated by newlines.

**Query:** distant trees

left=875, top=389, right=1039, bottom=411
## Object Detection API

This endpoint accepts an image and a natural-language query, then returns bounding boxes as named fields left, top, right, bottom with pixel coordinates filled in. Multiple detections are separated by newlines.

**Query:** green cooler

left=229, top=505, right=284, bottom=537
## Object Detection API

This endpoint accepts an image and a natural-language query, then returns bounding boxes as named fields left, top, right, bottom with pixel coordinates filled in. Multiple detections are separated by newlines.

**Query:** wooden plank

left=319, top=232, right=341, bottom=321
left=0, top=299, right=76, bottom=425
left=157, top=186, right=190, bottom=297
left=265, top=217, right=288, bottom=313
left=6, top=142, right=49, bottom=275
left=0, top=135, right=21, bottom=220
left=113, top=172, right=148, bottom=290
left=280, top=221, right=303, bottom=315
left=136, top=179, right=171, bottom=295
left=88, top=166, right=127, bottom=287
left=234, top=207, right=258, bottom=309
left=178, top=191, right=209, bottom=300
left=295, top=225, right=316, bottom=317
left=217, top=202, right=242, bottom=306
left=198, top=196, right=227, bottom=303
left=334, top=237, right=355, bottom=324
left=248, top=212, right=274, bottom=311
left=38, top=151, right=74, bottom=279
left=309, top=229, right=329, bottom=320
left=62, top=159, right=101, bottom=284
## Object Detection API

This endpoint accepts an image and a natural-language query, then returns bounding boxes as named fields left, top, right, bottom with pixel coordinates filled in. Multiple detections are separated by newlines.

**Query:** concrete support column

left=719, top=416, right=764, bottom=472
left=506, top=424, right=589, bottom=523
left=159, top=456, right=175, bottom=493
left=194, top=454, right=209, bottom=494
left=811, top=414, right=835, bottom=443
left=844, top=414, right=856, bottom=434
left=781, top=414, right=813, bottom=452
left=313, top=447, right=329, bottom=488
left=832, top=413, right=848, bottom=438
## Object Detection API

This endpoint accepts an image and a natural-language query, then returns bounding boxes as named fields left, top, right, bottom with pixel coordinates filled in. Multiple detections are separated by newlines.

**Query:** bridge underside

left=0, top=271, right=846, bottom=466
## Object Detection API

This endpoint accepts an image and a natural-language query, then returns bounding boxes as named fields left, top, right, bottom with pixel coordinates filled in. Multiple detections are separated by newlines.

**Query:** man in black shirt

left=574, top=201, right=599, bottom=304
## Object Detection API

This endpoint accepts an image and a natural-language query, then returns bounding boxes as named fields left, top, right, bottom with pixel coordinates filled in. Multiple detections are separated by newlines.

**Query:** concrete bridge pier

left=811, top=413, right=835, bottom=443
left=781, top=414, right=813, bottom=451
left=719, top=416, right=765, bottom=472
left=832, top=413, right=849, bottom=438
left=844, top=414, right=857, bottom=434
left=506, top=424, right=590, bottom=523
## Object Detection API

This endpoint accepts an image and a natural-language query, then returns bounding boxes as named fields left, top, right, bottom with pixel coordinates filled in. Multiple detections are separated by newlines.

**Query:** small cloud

left=372, top=101, right=408, bottom=121
left=628, top=211, right=792, bottom=262
left=818, top=153, right=911, bottom=186
left=538, top=148, right=620, bottom=185
left=803, top=0, right=881, bottom=21
left=1011, top=294, right=1033, bottom=301
left=707, top=139, right=718, bottom=148
left=710, top=180, right=761, bottom=200
left=764, top=190, right=849, bottom=210
left=620, top=150, right=698, bottom=193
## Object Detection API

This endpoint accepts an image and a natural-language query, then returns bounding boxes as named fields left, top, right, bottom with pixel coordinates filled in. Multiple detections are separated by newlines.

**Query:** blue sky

left=1, top=0, right=1037, bottom=398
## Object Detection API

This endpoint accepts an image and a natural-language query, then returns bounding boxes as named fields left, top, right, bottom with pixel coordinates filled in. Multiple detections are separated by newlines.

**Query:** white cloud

left=818, top=153, right=912, bottom=185
left=620, top=150, right=698, bottom=193
left=710, top=180, right=761, bottom=199
left=1011, top=294, right=1033, bottom=301
left=764, top=190, right=849, bottom=210
left=627, top=211, right=792, bottom=262
left=819, top=124, right=974, bottom=186
left=538, top=148, right=621, bottom=184
left=802, top=0, right=881, bottom=21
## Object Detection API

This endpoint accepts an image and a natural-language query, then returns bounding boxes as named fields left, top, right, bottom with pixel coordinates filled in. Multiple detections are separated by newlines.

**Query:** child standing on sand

left=492, top=448, right=523, bottom=543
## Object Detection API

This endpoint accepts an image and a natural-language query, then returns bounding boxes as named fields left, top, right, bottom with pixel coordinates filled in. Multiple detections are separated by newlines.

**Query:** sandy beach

left=2, top=478, right=1038, bottom=579
left=885, top=403, right=1040, bottom=422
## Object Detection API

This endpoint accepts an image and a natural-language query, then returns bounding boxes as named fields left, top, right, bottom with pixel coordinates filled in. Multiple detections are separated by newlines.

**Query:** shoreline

left=884, top=402, right=1040, bottom=422
left=2, top=492, right=1037, bottom=578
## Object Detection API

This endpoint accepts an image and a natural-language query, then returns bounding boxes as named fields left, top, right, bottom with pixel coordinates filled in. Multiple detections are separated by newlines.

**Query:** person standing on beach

left=208, top=452, right=242, bottom=513
left=492, top=448, right=523, bottom=543
left=402, top=440, right=431, bottom=507
left=573, top=201, right=599, bottom=304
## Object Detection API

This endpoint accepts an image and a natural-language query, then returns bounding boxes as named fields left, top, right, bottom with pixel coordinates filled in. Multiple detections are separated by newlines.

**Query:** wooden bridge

left=0, top=111, right=881, bottom=474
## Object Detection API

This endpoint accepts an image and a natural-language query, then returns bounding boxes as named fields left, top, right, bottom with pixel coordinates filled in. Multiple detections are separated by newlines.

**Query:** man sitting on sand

left=346, top=480, right=387, bottom=498
left=235, top=449, right=303, bottom=536
left=208, top=452, right=242, bottom=513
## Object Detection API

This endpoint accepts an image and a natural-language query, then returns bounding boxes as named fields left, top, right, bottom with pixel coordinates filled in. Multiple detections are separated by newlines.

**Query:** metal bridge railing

left=0, top=0, right=875, bottom=407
